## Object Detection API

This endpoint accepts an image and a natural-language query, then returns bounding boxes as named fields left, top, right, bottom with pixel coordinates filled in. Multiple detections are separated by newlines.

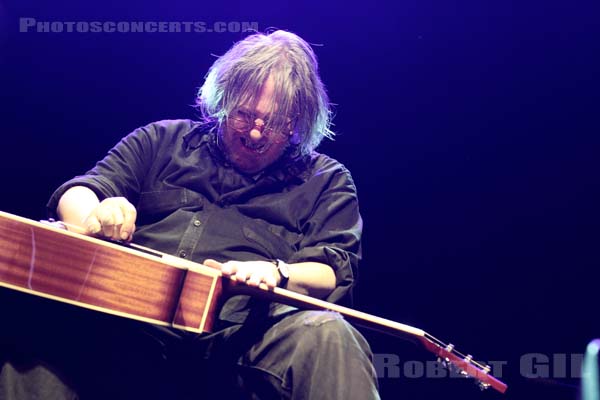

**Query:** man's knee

left=291, top=311, right=369, bottom=352
left=0, top=361, right=77, bottom=400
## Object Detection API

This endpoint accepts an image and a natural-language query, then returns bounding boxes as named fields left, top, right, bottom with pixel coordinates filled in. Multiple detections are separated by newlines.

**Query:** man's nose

left=249, top=118, right=265, bottom=141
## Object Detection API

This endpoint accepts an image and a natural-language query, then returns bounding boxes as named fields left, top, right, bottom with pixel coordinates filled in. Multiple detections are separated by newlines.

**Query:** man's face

left=221, top=76, right=292, bottom=175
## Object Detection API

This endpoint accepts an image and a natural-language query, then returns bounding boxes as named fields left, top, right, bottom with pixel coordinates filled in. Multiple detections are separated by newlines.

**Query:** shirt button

left=179, top=250, right=187, bottom=258
left=193, top=219, right=201, bottom=227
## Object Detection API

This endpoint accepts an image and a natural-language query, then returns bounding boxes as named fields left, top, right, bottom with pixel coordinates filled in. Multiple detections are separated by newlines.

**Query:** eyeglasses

left=227, top=109, right=294, bottom=142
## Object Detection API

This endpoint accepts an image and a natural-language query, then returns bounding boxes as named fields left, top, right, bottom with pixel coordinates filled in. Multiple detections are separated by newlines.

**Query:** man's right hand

left=57, top=186, right=137, bottom=242
left=84, top=197, right=137, bottom=241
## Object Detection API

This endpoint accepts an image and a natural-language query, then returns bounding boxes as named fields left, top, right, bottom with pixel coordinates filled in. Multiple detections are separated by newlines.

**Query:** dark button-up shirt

left=47, top=120, right=362, bottom=323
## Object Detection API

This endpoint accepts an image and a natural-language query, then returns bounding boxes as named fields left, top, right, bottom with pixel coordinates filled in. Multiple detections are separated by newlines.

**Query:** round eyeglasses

left=227, top=109, right=294, bottom=143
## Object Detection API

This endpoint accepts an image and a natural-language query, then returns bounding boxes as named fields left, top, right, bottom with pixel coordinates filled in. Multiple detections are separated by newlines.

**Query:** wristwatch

left=272, top=259, right=290, bottom=287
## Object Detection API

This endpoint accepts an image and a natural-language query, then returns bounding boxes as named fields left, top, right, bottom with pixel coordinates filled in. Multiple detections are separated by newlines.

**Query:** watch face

left=277, top=260, right=290, bottom=279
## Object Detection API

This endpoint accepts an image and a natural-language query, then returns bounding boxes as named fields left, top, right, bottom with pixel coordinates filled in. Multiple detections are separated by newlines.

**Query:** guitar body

left=0, top=211, right=222, bottom=333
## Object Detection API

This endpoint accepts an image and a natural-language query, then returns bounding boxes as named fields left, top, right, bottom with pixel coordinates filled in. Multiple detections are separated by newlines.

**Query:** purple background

left=1, top=1, right=599, bottom=398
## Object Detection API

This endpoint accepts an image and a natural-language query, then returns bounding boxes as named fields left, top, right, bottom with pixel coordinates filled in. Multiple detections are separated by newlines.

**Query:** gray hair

left=196, top=30, right=334, bottom=156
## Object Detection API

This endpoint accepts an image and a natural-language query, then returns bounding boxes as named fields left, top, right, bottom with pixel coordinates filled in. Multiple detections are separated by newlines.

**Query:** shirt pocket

left=137, top=188, right=203, bottom=224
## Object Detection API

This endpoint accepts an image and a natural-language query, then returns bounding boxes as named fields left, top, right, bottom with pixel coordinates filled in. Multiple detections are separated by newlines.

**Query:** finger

left=109, top=205, right=124, bottom=226
left=264, top=273, right=277, bottom=288
left=246, top=272, right=263, bottom=287
left=119, top=202, right=137, bottom=241
left=96, top=206, right=117, bottom=238
left=233, top=264, right=249, bottom=281
left=101, top=198, right=124, bottom=226
left=102, top=205, right=127, bottom=241
left=204, top=259, right=233, bottom=276
left=103, top=219, right=120, bottom=240
left=203, top=259, right=221, bottom=268
left=126, top=223, right=136, bottom=241
left=104, top=224, right=119, bottom=240
left=84, top=214, right=102, bottom=235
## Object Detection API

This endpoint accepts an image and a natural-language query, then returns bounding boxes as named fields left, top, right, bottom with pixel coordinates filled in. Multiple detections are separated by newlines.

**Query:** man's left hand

left=203, top=259, right=279, bottom=288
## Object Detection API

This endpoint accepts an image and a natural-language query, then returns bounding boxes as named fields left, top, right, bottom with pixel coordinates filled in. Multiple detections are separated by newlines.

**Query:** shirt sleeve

left=46, top=121, right=167, bottom=219
left=287, top=159, right=363, bottom=306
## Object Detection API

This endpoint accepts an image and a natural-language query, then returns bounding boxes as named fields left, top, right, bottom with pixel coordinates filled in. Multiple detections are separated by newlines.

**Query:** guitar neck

left=230, top=281, right=507, bottom=394
left=229, top=280, right=426, bottom=340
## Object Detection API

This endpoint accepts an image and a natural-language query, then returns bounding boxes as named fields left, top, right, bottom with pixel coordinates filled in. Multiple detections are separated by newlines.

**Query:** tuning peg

left=437, top=357, right=449, bottom=368
left=457, top=355, right=473, bottom=377
left=476, top=364, right=492, bottom=390
left=441, top=343, right=454, bottom=365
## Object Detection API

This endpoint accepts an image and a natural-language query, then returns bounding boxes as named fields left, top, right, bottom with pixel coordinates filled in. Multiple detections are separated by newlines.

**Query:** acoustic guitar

left=0, top=210, right=507, bottom=393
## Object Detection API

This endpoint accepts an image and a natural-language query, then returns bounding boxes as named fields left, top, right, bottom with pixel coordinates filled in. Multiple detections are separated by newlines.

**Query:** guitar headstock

left=421, top=337, right=508, bottom=393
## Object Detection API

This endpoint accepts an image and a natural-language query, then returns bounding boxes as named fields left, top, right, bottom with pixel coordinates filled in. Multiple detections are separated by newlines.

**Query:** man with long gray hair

left=1, top=30, right=380, bottom=399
